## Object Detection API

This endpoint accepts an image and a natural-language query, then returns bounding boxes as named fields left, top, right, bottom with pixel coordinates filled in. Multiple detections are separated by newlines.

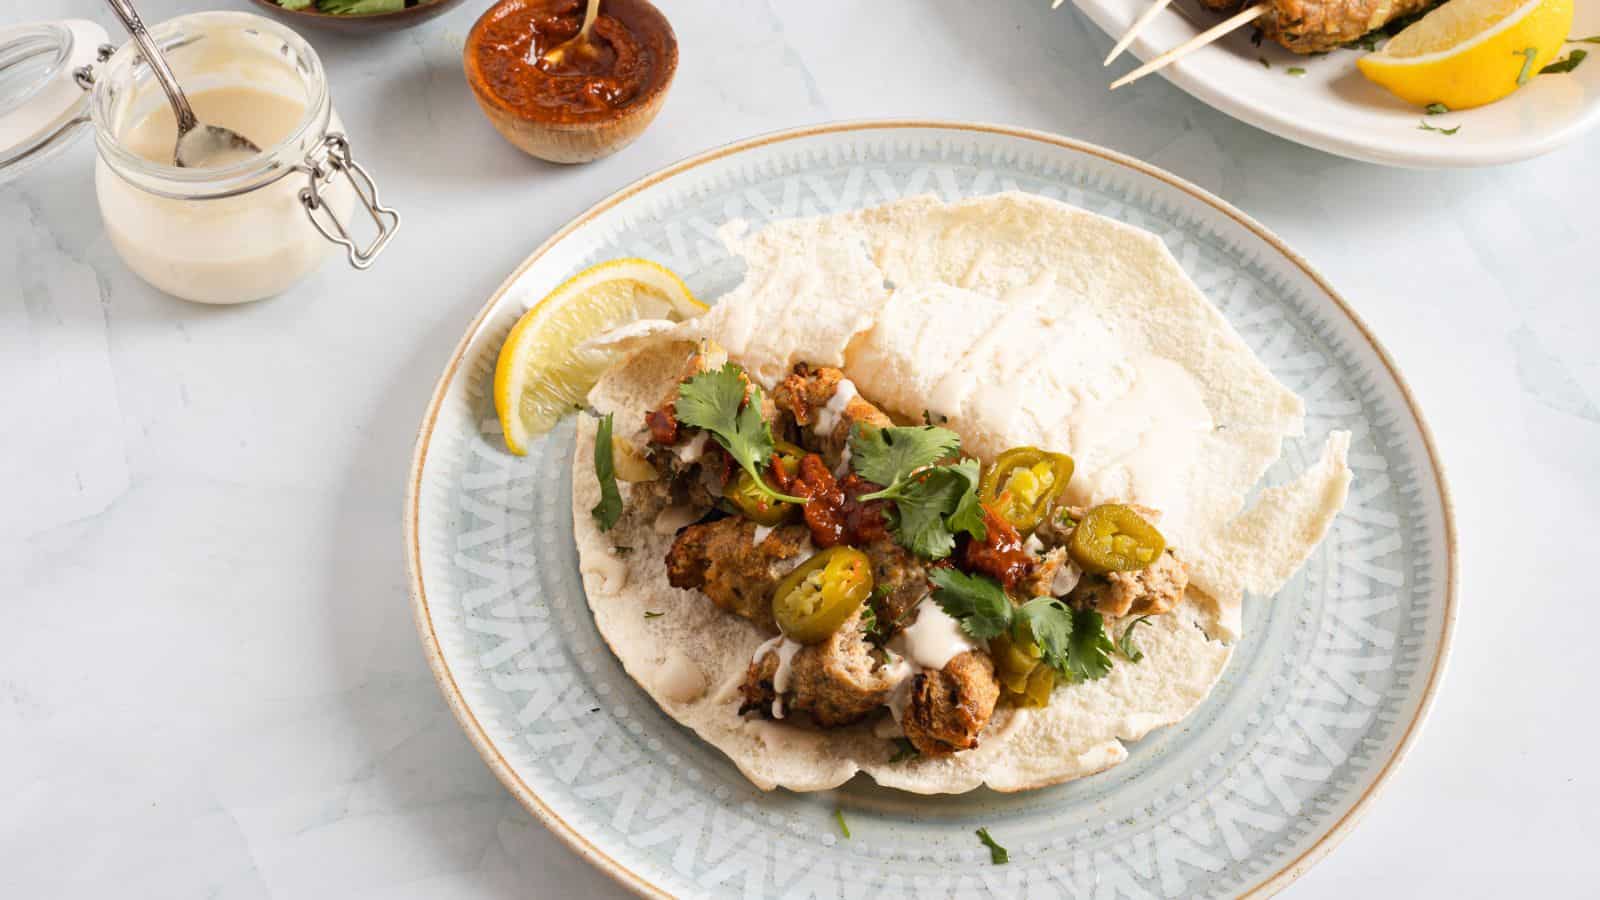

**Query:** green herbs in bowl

left=252, top=0, right=467, bottom=30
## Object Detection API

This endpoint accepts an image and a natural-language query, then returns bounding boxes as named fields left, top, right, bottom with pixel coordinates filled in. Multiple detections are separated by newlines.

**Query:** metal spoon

left=539, top=0, right=601, bottom=67
left=102, top=0, right=260, bottom=168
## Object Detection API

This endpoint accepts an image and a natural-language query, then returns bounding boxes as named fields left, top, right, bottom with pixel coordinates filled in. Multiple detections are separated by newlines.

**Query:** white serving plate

left=1075, top=0, right=1600, bottom=167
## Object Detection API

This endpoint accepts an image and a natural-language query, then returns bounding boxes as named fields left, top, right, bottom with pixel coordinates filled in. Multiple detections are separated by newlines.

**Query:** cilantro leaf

left=1064, top=607, right=1115, bottom=681
left=859, top=602, right=880, bottom=642
left=276, top=0, right=313, bottom=9
left=1541, top=49, right=1587, bottom=74
left=883, top=459, right=985, bottom=559
left=834, top=809, right=850, bottom=839
left=888, top=737, right=919, bottom=763
left=929, top=569, right=1012, bottom=640
left=590, top=414, right=622, bottom=532
left=675, top=363, right=804, bottom=504
left=1515, top=46, right=1538, bottom=85
left=1418, top=120, right=1461, bottom=135
left=1016, top=597, right=1074, bottom=671
left=850, top=425, right=960, bottom=493
left=1117, top=615, right=1154, bottom=663
left=976, top=828, right=1009, bottom=865
left=1425, top=102, right=1449, bottom=115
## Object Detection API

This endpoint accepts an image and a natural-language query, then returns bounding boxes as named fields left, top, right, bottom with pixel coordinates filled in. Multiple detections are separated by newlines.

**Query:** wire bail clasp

left=297, top=133, right=399, bottom=270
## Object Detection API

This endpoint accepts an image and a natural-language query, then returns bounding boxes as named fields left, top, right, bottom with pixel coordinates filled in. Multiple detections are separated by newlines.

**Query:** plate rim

left=1069, top=0, right=1600, bottom=168
left=404, top=118, right=1459, bottom=899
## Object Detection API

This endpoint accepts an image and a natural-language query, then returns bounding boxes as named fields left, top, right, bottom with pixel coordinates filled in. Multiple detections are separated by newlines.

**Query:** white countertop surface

left=4, top=1, right=1596, bottom=897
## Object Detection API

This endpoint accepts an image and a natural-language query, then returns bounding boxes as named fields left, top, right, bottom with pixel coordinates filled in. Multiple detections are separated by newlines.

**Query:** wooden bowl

left=463, top=0, right=677, bottom=164
left=246, top=0, right=468, bottom=33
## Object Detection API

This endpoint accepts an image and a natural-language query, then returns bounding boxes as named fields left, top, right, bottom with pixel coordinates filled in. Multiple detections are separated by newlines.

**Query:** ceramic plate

left=1072, top=0, right=1600, bottom=167
left=407, top=122, right=1456, bottom=898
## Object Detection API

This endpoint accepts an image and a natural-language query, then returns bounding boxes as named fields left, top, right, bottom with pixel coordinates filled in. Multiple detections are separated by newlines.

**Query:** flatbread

left=570, top=193, right=1351, bottom=792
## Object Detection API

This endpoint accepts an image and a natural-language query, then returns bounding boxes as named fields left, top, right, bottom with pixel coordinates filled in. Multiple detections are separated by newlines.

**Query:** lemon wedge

left=1357, top=0, right=1574, bottom=110
left=493, top=258, right=705, bottom=455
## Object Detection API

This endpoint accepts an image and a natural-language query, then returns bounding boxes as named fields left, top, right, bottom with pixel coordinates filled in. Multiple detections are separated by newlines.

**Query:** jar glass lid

left=0, top=19, right=110, bottom=183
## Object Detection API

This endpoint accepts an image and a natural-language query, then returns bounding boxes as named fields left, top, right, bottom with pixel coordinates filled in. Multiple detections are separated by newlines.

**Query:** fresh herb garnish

left=1515, top=47, right=1539, bottom=85
left=834, top=809, right=851, bottom=839
left=976, top=828, right=1009, bottom=865
left=1117, top=615, right=1155, bottom=663
left=929, top=569, right=1014, bottom=640
left=853, top=426, right=984, bottom=558
left=591, top=414, right=622, bottom=532
left=1542, top=49, right=1588, bottom=74
left=860, top=602, right=880, bottom=640
left=613, top=545, right=633, bottom=556
left=1418, top=120, right=1461, bottom=135
left=930, top=573, right=1115, bottom=683
left=644, top=610, right=665, bottom=619
left=1571, top=35, right=1600, bottom=44
left=1424, top=102, right=1449, bottom=115
left=1286, top=66, right=1307, bottom=76
left=849, top=424, right=960, bottom=488
left=675, top=363, right=806, bottom=504
left=1258, top=56, right=1271, bottom=68
left=1250, top=26, right=1264, bottom=47
left=888, top=737, right=919, bottom=763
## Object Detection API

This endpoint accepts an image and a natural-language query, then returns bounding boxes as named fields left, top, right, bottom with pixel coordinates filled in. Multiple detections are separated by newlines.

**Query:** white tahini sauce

left=814, top=379, right=859, bottom=437
left=673, top=431, right=710, bottom=464
left=752, top=635, right=804, bottom=719
left=834, top=443, right=853, bottom=479
left=655, top=651, right=707, bottom=703
left=888, top=598, right=976, bottom=671
left=653, top=504, right=702, bottom=534
left=583, top=550, right=628, bottom=595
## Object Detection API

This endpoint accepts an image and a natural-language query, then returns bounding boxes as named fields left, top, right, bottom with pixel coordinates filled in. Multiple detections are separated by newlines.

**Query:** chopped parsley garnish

left=930, top=572, right=1115, bottom=682
left=1258, top=56, right=1270, bottom=68
left=590, top=414, right=622, bottom=532
left=1571, top=35, right=1600, bottom=44
left=1424, top=102, right=1449, bottom=115
left=1418, top=120, right=1461, bottom=135
left=1117, top=615, right=1155, bottom=663
left=613, top=545, right=633, bottom=556
left=1542, top=49, right=1587, bottom=74
left=1515, top=47, right=1538, bottom=85
left=675, top=363, right=805, bottom=504
left=859, top=601, right=880, bottom=641
left=976, top=827, right=1009, bottom=864
left=1286, top=66, right=1307, bottom=76
left=888, top=737, right=919, bottom=763
left=644, top=610, right=665, bottom=619
left=834, top=809, right=851, bottom=839
left=853, top=426, right=985, bottom=559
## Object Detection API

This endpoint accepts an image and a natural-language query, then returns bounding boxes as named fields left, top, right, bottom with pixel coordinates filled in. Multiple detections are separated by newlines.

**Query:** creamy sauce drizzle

left=752, top=523, right=775, bottom=545
left=1051, top=558, right=1083, bottom=596
left=673, top=431, right=710, bottom=464
left=653, top=504, right=701, bottom=534
left=752, top=635, right=804, bottom=719
left=814, top=379, right=858, bottom=437
left=584, top=550, right=628, bottom=594
left=834, top=443, right=852, bottom=479
left=888, top=598, right=975, bottom=671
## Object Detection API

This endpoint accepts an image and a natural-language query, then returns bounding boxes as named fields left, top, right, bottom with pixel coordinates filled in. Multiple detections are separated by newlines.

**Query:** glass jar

left=0, top=12, right=397, bottom=305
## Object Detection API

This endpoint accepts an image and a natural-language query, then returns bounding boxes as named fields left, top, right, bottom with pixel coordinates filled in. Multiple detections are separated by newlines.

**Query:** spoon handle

left=101, top=0, right=197, bottom=133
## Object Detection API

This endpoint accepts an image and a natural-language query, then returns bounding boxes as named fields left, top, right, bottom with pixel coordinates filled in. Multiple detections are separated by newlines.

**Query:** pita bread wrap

left=571, top=193, right=1350, bottom=793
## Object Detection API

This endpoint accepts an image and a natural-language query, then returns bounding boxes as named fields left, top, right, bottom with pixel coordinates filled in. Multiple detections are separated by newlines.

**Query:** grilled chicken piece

left=1018, top=546, right=1072, bottom=599
left=902, top=650, right=1001, bottom=756
left=739, top=607, right=895, bottom=727
left=1069, top=551, right=1189, bottom=619
left=1196, top=0, right=1437, bottom=54
left=862, top=538, right=929, bottom=636
left=665, top=519, right=811, bottom=630
left=772, top=364, right=894, bottom=465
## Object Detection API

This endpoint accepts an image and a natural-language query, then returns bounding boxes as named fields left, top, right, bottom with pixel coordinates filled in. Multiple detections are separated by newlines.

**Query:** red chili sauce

left=774, top=454, right=891, bottom=548
left=467, top=0, right=671, bottom=121
left=959, top=505, right=1035, bottom=590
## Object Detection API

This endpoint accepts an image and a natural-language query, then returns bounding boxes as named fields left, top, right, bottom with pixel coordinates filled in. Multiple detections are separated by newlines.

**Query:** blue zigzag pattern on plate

left=414, top=131, right=1445, bottom=898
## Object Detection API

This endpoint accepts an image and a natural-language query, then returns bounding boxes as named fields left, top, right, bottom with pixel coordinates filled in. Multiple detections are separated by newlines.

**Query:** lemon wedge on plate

left=1357, top=0, right=1573, bottom=110
left=493, top=258, right=705, bottom=455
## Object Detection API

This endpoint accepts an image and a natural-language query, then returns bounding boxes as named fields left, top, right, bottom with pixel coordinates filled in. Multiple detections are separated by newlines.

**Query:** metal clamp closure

left=296, top=133, right=399, bottom=270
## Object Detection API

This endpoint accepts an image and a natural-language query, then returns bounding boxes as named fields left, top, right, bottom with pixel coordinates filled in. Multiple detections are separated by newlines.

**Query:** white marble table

left=5, top=1, right=1595, bottom=897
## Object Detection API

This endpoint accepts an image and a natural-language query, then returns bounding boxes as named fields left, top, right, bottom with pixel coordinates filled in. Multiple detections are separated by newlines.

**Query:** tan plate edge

left=403, top=119, right=1460, bottom=900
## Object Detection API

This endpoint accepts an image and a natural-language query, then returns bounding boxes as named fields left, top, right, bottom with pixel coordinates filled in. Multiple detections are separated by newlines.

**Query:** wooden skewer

left=1109, top=3, right=1267, bottom=90
left=1104, top=0, right=1176, bottom=66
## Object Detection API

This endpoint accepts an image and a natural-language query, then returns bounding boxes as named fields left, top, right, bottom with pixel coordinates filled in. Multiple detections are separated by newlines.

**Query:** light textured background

left=3, top=1, right=1594, bottom=897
